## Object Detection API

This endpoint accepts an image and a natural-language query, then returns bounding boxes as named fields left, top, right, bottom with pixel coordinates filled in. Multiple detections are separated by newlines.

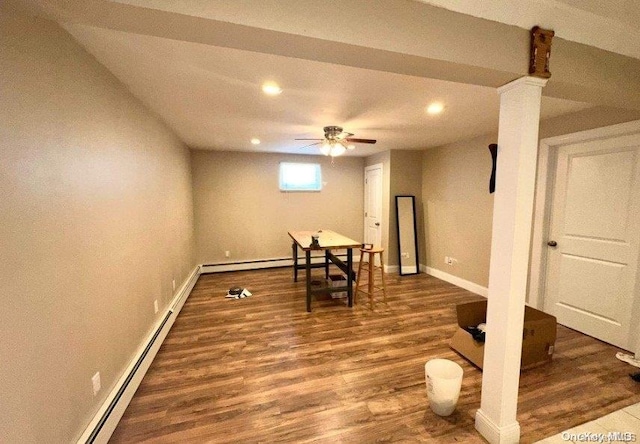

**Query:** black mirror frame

left=395, top=195, right=420, bottom=276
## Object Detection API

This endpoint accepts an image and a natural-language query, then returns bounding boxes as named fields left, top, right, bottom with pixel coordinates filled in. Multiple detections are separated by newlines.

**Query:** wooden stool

left=355, top=246, right=387, bottom=308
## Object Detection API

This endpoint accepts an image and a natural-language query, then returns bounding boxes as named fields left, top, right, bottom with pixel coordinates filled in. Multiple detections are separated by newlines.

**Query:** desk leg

left=325, top=250, right=330, bottom=279
left=292, top=242, right=298, bottom=282
left=306, top=249, right=312, bottom=312
left=347, top=248, right=353, bottom=308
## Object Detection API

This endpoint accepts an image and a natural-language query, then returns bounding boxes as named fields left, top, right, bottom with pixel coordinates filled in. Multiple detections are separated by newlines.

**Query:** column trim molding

left=497, top=76, right=548, bottom=94
left=475, top=409, right=521, bottom=444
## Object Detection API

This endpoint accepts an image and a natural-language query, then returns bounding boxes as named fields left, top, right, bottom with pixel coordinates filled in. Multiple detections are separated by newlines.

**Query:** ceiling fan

left=295, top=126, right=377, bottom=157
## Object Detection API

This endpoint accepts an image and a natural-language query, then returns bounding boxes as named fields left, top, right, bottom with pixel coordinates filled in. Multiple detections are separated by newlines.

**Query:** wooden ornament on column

left=529, top=26, right=554, bottom=78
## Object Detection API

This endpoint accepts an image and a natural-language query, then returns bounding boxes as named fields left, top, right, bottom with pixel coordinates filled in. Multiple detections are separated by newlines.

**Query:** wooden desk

left=288, top=230, right=361, bottom=312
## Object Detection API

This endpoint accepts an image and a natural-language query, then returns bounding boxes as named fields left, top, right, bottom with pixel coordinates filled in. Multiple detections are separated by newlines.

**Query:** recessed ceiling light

left=426, top=102, right=444, bottom=115
left=251, top=138, right=261, bottom=145
left=262, top=82, right=282, bottom=96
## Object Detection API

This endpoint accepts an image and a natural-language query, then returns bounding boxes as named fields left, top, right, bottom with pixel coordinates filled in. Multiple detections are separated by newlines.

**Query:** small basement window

left=279, top=162, right=322, bottom=192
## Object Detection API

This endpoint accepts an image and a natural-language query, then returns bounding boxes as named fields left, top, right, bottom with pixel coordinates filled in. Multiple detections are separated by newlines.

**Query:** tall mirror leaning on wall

left=395, top=195, right=419, bottom=275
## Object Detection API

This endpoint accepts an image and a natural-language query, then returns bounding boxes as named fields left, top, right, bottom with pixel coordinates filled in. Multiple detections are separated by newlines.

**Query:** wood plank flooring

left=110, top=267, right=640, bottom=443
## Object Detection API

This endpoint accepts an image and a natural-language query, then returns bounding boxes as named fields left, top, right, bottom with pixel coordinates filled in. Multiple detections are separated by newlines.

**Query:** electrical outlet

left=225, top=251, right=230, bottom=258
left=444, top=256, right=450, bottom=265
left=154, top=299, right=159, bottom=313
left=172, top=279, right=176, bottom=292
left=92, top=372, right=101, bottom=396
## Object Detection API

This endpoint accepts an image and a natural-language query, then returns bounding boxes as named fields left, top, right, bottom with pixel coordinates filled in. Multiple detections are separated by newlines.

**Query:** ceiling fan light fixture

left=295, top=126, right=376, bottom=156
left=320, top=141, right=331, bottom=156
left=320, top=140, right=346, bottom=157
left=262, top=82, right=282, bottom=96
left=331, top=143, right=346, bottom=157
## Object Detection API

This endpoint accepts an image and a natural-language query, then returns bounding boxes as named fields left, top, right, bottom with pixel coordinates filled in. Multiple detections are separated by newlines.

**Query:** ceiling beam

left=7, top=0, right=640, bottom=109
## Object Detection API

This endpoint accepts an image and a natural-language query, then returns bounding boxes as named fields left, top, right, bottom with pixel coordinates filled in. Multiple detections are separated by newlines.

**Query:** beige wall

left=389, top=150, right=424, bottom=268
left=421, top=106, right=640, bottom=289
left=0, top=12, right=195, bottom=443
left=191, top=150, right=365, bottom=263
left=422, top=134, right=496, bottom=286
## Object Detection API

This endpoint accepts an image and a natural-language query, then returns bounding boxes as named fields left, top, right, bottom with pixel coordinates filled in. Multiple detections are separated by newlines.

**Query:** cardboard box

left=450, top=300, right=557, bottom=370
left=327, top=274, right=347, bottom=298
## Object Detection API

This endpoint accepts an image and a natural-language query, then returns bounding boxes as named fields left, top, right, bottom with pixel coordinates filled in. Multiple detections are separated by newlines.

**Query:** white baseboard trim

left=384, top=265, right=422, bottom=274
left=475, top=409, right=520, bottom=444
left=201, top=255, right=361, bottom=274
left=384, top=264, right=399, bottom=274
left=77, top=265, right=201, bottom=444
left=400, top=265, right=420, bottom=274
left=423, top=266, right=488, bottom=297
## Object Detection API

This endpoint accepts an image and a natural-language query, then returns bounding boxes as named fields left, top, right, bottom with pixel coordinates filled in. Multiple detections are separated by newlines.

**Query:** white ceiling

left=49, top=0, right=640, bottom=156
left=65, top=23, right=592, bottom=156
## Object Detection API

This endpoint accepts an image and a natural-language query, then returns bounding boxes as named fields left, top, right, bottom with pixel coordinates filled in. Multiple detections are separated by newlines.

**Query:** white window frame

left=279, top=162, right=322, bottom=192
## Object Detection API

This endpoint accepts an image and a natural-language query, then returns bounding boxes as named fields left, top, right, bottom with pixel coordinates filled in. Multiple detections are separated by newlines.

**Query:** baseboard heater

left=77, top=265, right=200, bottom=444
left=200, top=253, right=357, bottom=274
left=86, top=310, right=171, bottom=443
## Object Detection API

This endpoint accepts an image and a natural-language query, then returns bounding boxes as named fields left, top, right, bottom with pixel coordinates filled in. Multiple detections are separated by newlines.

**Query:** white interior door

left=544, top=134, right=640, bottom=351
left=364, top=164, right=383, bottom=250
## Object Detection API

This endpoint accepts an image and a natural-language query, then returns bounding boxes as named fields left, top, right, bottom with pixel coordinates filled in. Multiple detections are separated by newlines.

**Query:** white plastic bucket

left=424, top=359, right=463, bottom=416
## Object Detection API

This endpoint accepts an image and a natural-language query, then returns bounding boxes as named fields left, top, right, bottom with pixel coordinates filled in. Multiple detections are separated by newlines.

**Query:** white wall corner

left=475, top=409, right=520, bottom=444
left=424, top=266, right=488, bottom=297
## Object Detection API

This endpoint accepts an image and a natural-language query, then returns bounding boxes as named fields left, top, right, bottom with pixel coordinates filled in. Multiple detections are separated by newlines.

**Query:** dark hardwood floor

left=110, top=267, right=640, bottom=443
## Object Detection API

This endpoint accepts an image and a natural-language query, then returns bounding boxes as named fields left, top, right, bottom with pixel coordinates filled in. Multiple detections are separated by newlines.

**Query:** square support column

left=475, top=76, right=548, bottom=444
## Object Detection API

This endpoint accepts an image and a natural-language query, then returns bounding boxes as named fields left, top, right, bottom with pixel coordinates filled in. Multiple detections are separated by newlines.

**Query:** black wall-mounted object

left=489, top=143, right=498, bottom=194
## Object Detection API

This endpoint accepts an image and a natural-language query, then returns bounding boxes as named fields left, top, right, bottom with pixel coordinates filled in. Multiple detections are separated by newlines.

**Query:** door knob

left=547, top=240, right=557, bottom=247
left=375, top=222, right=380, bottom=226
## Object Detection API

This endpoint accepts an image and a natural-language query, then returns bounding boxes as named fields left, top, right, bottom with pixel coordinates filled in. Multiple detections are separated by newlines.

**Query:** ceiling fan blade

left=295, top=138, right=323, bottom=141
left=298, top=142, right=322, bottom=149
left=336, top=132, right=354, bottom=140
left=344, top=138, right=377, bottom=144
